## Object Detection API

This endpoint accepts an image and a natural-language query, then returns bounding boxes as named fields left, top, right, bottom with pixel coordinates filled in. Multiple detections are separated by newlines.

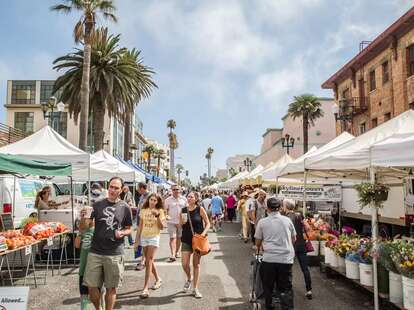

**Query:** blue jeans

left=296, top=247, right=312, bottom=291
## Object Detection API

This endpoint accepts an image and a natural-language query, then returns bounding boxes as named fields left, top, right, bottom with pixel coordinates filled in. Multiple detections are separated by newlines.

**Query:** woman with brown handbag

left=179, top=192, right=211, bottom=298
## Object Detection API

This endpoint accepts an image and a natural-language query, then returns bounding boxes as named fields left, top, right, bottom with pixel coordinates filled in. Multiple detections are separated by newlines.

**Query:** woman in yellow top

left=135, top=193, right=166, bottom=298
left=236, top=191, right=249, bottom=243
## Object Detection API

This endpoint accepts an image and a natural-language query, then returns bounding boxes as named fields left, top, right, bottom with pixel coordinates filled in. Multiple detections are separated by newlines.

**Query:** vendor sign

left=0, top=287, right=29, bottom=310
left=278, top=184, right=341, bottom=201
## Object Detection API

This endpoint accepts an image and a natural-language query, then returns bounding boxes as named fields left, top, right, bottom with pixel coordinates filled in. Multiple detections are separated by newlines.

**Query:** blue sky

left=0, top=0, right=412, bottom=183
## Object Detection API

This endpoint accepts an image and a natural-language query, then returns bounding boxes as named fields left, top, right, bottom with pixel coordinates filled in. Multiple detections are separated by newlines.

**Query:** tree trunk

left=170, top=147, right=175, bottom=181
left=92, top=104, right=105, bottom=152
left=124, top=112, right=132, bottom=160
left=78, top=23, right=93, bottom=151
left=303, top=114, right=309, bottom=154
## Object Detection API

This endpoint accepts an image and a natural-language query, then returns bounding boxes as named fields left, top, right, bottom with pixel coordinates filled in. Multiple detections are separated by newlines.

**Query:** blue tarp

left=115, top=156, right=168, bottom=184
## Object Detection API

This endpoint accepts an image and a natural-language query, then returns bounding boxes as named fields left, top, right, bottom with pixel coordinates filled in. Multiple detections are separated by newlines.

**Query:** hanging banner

left=278, top=184, right=342, bottom=201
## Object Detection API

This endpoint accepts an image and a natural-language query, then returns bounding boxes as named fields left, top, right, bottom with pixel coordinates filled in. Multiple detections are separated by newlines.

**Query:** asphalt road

left=25, top=222, right=375, bottom=309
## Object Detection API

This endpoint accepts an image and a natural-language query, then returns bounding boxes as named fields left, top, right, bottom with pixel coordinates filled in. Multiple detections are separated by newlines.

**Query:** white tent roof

left=279, top=132, right=354, bottom=178
left=306, top=110, right=414, bottom=173
left=244, top=165, right=264, bottom=179
left=0, top=126, right=90, bottom=171
left=371, top=133, right=414, bottom=168
left=89, top=150, right=145, bottom=182
left=261, top=153, right=297, bottom=181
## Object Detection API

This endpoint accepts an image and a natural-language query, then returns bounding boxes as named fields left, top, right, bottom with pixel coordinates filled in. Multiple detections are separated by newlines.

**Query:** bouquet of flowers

left=346, top=237, right=372, bottom=263
left=325, top=238, right=338, bottom=249
left=391, top=240, right=414, bottom=279
left=376, top=240, right=400, bottom=274
left=334, top=235, right=360, bottom=258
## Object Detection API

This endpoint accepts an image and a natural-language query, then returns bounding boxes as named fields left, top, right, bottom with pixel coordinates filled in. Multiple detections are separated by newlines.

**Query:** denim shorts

left=141, top=235, right=160, bottom=247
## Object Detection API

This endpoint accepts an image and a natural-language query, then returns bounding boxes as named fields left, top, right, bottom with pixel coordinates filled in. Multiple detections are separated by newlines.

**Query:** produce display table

left=0, top=231, right=69, bottom=288
left=322, top=263, right=403, bottom=310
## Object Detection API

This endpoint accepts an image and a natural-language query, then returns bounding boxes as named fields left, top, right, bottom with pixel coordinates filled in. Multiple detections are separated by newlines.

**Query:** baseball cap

left=267, top=197, right=281, bottom=210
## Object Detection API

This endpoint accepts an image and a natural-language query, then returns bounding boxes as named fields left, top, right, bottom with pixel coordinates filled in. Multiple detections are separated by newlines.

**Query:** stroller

left=249, top=253, right=280, bottom=310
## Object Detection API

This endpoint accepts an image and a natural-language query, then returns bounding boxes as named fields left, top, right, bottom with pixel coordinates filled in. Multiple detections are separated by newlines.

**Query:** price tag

left=47, top=237, right=53, bottom=246
left=25, top=245, right=31, bottom=256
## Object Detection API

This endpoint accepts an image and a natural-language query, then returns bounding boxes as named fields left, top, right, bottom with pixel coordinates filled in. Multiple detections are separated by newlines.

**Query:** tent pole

left=69, top=176, right=76, bottom=267
left=303, top=170, right=308, bottom=217
left=88, top=156, right=91, bottom=205
left=12, top=176, right=16, bottom=223
left=370, top=166, right=379, bottom=310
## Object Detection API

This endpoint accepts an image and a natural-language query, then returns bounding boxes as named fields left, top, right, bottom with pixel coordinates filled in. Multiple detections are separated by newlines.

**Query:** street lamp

left=332, top=103, right=353, bottom=132
left=281, top=133, right=295, bottom=154
left=243, top=157, right=253, bottom=172
left=41, top=96, right=65, bottom=133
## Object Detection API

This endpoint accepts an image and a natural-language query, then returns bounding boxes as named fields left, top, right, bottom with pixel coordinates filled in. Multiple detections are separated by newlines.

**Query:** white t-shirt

left=246, top=198, right=256, bottom=213
left=165, top=195, right=187, bottom=224
left=201, top=198, right=211, bottom=210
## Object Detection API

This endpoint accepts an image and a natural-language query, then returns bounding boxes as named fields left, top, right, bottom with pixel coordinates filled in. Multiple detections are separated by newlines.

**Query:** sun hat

left=267, top=197, right=281, bottom=210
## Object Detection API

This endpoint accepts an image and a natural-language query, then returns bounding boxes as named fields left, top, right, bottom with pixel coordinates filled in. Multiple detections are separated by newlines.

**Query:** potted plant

left=377, top=241, right=402, bottom=303
left=353, top=182, right=390, bottom=209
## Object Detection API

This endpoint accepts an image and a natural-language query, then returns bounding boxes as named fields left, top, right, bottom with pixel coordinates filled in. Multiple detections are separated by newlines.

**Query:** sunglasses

left=172, top=189, right=180, bottom=191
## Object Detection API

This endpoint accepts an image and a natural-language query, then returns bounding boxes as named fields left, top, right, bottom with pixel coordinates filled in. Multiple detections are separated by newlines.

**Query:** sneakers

left=183, top=279, right=192, bottom=292
left=152, top=279, right=163, bottom=290
left=193, top=288, right=202, bottom=299
left=305, top=291, right=313, bottom=300
left=135, top=263, right=145, bottom=271
left=175, top=252, right=181, bottom=258
left=140, top=290, right=149, bottom=299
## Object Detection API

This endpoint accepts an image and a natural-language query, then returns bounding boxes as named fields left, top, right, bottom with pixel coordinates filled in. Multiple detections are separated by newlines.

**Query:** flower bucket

left=320, top=241, right=325, bottom=256
left=324, top=247, right=331, bottom=265
left=402, top=276, right=414, bottom=310
left=307, top=240, right=319, bottom=256
left=389, top=271, right=403, bottom=305
left=378, top=264, right=389, bottom=295
left=331, top=253, right=339, bottom=268
left=359, top=263, right=373, bottom=287
left=345, top=259, right=359, bottom=280
left=337, top=256, right=346, bottom=273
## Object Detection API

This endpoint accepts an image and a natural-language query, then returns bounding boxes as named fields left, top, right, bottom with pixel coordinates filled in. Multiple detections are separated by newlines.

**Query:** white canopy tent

left=262, top=153, right=295, bottom=181
left=371, top=133, right=414, bottom=169
left=0, top=126, right=90, bottom=173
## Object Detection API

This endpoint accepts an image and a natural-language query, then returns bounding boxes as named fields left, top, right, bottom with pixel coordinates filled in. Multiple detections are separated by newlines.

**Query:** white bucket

left=331, top=252, right=339, bottom=267
left=402, top=276, right=414, bottom=310
left=359, top=263, right=373, bottom=287
left=324, top=247, right=331, bottom=264
left=345, top=259, right=359, bottom=280
left=307, top=240, right=319, bottom=256
left=337, top=256, right=346, bottom=273
left=320, top=241, right=325, bottom=256
left=389, top=271, right=403, bottom=305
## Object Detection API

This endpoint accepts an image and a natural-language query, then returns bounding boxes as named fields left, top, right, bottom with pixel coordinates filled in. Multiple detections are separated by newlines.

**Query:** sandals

left=152, top=279, right=163, bottom=290
left=135, top=263, right=145, bottom=271
left=140, top=290, right=149, bottom=299
left=167, top=257, right=176, bottom=263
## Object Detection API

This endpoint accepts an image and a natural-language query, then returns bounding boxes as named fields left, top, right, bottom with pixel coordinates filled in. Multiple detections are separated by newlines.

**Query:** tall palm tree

left=154, top=148, right=166, bottom=177
left=205, top=147, right=214, bottom=182
left=53, top=28, right=157, bottom=152
left=288, top=94, right=324, bottom=154
left=167, top=119, right=177, bottom=180
left=176, top=164, right=184, bottom=185
left=51, top=0, right=117, bottom=151
left=143, top=144, right=156, bottom=173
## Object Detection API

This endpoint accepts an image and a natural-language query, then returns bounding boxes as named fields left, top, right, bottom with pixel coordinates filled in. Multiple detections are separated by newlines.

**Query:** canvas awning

left=0, top=153, right=72, bottom=176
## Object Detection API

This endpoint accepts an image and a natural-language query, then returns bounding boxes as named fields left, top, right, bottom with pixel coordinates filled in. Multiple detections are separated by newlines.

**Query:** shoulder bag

left=188, top=207, right=211, bottom=256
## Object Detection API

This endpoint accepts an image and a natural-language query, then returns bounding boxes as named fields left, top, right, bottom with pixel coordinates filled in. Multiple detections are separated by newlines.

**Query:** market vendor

left=35, top=186, right=69, bottom=210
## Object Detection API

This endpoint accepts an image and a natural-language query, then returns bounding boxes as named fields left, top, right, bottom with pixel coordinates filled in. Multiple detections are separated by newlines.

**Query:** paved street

left=27, top=223, right=374, bottom=310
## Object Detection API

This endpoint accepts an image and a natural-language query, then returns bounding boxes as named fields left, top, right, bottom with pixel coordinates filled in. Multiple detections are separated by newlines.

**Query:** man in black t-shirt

left=80, top=177, right=133, bottom=310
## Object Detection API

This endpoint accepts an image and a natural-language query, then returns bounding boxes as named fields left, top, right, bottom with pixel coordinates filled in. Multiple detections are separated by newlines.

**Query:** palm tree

left=288, top=94, right=324, bottom=154
left=143, top=144, right=156, bottom=173
left=51, top=0, right=117, bottom=151
left=176, top=164, right=184, bottom=185
left=53, top=28, right=157, bottom=152
left=167, top=119, right=177, bottom=181
left=205, top=147, right=214, bottom=182
left=154, top=148, right=166, bottom=177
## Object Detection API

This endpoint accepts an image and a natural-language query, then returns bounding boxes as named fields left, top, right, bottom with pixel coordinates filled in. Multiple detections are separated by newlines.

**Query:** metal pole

left=69, top=176, right=75, bottom=267
left=370, top=166, right=379, bottom=310
left=303, top=170, right=308, bottom=217
left=12, top=176, right=16, bottom=223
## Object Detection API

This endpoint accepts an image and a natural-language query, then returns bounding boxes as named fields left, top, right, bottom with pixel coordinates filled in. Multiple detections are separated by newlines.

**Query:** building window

left=14, top=112, right=34, bottom=134
left=359, top=123, right=366, bottom=135
left=382, top=61, right=389, bottom=84
left=11, top=81, right=36, bottom=104
left=341, top=88, right=350, bottom=99
left=49, top=112, right=67, bottom=138
left=40, top=81, right=54, bottom=104
left=384, top=112, right=391, bottom=122
left=372, top=118, right=378, bottom=128
left=369, top=70, right=376, bottom=91
left=112, top=120, right=124, bottom=158
left=407, top=44, right=414, bottom=77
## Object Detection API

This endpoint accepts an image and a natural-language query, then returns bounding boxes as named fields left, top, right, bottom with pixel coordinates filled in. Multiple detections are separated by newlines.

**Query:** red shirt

left=226, top=195, right=236, bottom=209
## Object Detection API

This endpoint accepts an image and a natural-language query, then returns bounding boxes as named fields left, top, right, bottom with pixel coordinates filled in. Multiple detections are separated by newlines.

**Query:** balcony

left=0, top=123, right=26, bottom=147
left=338, top=97, right=369, bottom=117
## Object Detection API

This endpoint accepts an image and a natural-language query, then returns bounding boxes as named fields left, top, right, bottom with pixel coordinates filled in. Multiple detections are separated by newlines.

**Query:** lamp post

left=243, top=157, right=253, bottom=172
left=332, top=103, right=354, bottom=133
left=41, top=96, right=65, bottom=133
left=281, top=133, right=295, bottom=155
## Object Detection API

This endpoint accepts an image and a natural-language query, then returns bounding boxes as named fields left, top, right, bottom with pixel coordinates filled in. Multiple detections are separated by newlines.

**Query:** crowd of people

left=71, top=177, right=313, bottom=310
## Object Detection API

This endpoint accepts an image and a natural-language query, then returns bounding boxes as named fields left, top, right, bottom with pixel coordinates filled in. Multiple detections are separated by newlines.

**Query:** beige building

left=4, top=80, right=148, bottom=164
left=254, top=98, right=337, bottom=167
left=322, top=6, right=414, bottom=136
left=226, top=154, right=256, bottom=174
left=215, top=168, right=228, bottom=180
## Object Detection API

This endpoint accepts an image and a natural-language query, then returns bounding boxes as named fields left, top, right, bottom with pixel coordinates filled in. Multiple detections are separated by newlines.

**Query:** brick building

left=322, top=6, right=414, bottom=135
